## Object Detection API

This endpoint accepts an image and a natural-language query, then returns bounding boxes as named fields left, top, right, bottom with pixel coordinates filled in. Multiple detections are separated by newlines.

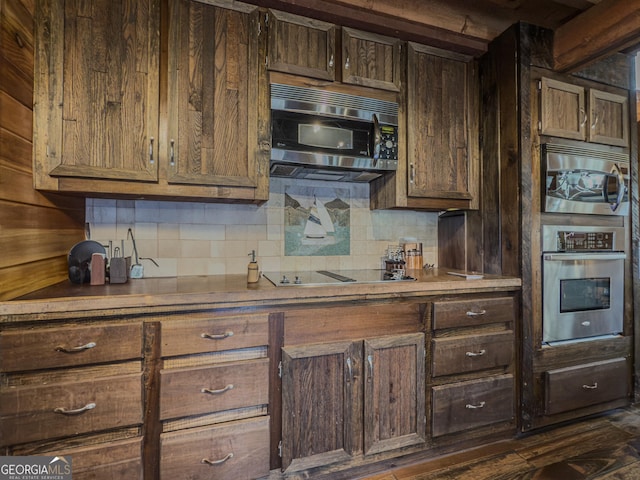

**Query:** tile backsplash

left=86, top=178, right=438, bottom=278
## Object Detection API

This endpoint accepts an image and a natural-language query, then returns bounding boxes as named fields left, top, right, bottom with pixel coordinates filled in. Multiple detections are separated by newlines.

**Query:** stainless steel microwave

left=270, top=83, right=399, bottom=182
left=542, top=143, right=629, bottom=216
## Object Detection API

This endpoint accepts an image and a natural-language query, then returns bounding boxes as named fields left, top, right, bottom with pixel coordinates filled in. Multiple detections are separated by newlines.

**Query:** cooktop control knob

left=281, top=275, right=290, bottom=284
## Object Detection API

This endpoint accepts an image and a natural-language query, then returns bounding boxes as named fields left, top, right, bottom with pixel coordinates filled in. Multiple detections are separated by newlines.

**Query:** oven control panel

left=557, top=231, right=615, bottom=251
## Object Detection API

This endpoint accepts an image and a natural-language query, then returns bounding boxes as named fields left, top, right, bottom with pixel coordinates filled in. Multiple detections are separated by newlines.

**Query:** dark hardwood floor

left=361, top=406, right=640, bottom=480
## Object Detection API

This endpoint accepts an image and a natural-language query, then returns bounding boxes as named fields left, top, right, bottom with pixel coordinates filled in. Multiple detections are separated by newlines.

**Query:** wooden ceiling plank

left=553, top=0, right=640, bottom=71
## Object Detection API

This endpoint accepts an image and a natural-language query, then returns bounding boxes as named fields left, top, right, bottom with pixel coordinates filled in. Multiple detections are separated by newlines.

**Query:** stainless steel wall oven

left=542, top=224, right=625, bottom=343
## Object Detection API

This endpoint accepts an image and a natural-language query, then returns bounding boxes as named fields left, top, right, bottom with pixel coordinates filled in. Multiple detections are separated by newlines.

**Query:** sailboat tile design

left=284, top=186, right=350, bottom=256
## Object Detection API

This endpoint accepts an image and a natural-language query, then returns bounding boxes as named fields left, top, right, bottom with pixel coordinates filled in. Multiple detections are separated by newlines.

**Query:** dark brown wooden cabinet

left=429, top=296, right=516, bottom=440
left=371, top=43, right=479, bottom=211
left=34, top=0, right=269, bottom=202
left=539, top=76, right=629, bottom=147
left=280, top=332, right=426, bottom=472
left=33, top=0, right=160, bottom=185
left=267, top=9, right=337, bottom=81
left=407, top=43, right=474, bottom=204
left=341, top=27, right=402, bottom=92
left=166, top=0, right=268, bottom=193
left=544, top=357, right=630, bottom=416
left=0, top=320, right=145, bottom=477
left=156, top=312, right=271, bottom=479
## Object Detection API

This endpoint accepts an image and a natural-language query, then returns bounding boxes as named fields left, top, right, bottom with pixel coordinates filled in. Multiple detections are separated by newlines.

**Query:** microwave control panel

left=557, top=231, right=615, bottom=252
left=378, top=125, right=398, bottom=160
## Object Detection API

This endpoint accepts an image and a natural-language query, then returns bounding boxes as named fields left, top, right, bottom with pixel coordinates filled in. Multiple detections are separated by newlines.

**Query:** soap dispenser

left=247, top=250, right=259, bottom=283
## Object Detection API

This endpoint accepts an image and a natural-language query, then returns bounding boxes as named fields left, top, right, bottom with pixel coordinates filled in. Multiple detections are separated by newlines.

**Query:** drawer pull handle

left=55, top=342, right=97, bottom=353
left=465, top=401, right=486, bottom=409
left=466, top=349, right=486, bottom=357
left=202, top=384, right=234, bottom=395
left=583, top=382, right=598, bottom=390
left=202, top=453, right=234, bottom=465
left=54, top=402, right=96, bottom=415
left=201, top=331, right=234, bottom=340
left=466, top=309, right=487, bottom=317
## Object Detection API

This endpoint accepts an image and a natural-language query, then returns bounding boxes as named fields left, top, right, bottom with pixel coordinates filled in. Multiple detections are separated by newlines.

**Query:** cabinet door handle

left=202, top=453, right=234, bottom=466
left=582, top=382, right=598, bottom=390
left=201, top=384, right=234, bottom=395
left=346, top=357, right=353, bottom=382
left=55, top=341, right=97, bottom=353
left=170, top=139, right=175, bottom=166
left=465, top=401, right=486, bottom=409
left=344, top=53, right=350, bottom=70
left=149, top=137, right=155, bottom=164
left=329, top=53, right=334, bottom=68
left=201, top=331, right=234, bottom=340
left=367, top=354, right=374, bottom=380
left=54, top=402, right=96, bottom=415
left=466, top=309, right=486, bottom=317
left=410, top=163, right=415, bottom=183
left=580, top=107, right=587, bottom=127
left=465, top=349, right=486, bottom=357
left=591, top=112, right=599, bottom=130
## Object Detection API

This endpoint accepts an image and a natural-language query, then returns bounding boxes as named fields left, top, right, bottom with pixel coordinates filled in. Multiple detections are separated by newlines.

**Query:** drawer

left=432, top=331, right=513, bottom=377
left=545, top=357, right=629, bottom=415
left=40, top=437, right=143, bottom=480
left=159, top=358, right=269, bottom=420
left=160, top=416, right=270, bottom=480
left=0, top=372, right=143, bottom=446
left=0, top=323, right=143, bottom=372
left=432, top=374, right=514, bottom=437
left=433, top=297, right=515, bottom=330
left=160, top=313, right=268, bottom=357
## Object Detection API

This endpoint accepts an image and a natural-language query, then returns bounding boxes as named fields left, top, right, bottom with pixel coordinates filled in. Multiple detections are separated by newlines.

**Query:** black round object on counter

left=68, top=240, right=106, bottom=284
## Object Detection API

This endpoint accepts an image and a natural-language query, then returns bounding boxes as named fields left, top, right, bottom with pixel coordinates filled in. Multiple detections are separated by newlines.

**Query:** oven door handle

left=543, top=252, right=626, bottom=261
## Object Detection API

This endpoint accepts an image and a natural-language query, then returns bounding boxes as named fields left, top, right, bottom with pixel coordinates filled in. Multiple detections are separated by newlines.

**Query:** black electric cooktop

left=262, top=269, right=416, bottom=287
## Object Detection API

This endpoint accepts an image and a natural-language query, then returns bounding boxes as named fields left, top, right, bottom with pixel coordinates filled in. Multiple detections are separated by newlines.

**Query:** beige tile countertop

left=1, top=268, right=521, bottom=322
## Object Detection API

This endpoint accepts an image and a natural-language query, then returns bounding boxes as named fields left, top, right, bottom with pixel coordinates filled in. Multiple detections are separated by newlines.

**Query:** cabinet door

left=588, top=89, right=629, bottom=147
left=341, top=27, right=401, bottom=91
left=363, top=333, right=426, bottom=455
left=34, top=0, right=160, bottom=184
left=539, top=77, right=586, bottom=140
left=407, top=43, right=473, bottom=203
left=281, top=341, right=363, bottom=472
left=267, top=10, right=336, bottom=81
left=166, top=0, right=266, bottom=190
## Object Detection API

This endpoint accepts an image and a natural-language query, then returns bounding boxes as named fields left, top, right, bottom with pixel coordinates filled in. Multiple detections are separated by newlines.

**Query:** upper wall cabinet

left=371, top=43, right=479, bottom=210
left=34, top=0, right=161, bottom=184
left=166, top=0, right=268, bottom=194
left=341, top=27, right=402, bottom=92
left=34, top=0, right=269, bottom=202
left=266, top=14, right=401, bottom=92
left=267, top=10, right=336, bottom=81
left=539, top=77, right=629, bottom=147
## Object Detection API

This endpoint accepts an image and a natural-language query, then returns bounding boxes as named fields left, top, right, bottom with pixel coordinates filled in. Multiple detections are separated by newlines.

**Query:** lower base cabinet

left=545, top=357, right=629, bottom=415
left=160, top=417, right=270, bottom=480
left=281, top=333, right=426, bottom=472
left=40, top=437, right=144, bottom=480
left=432, top=374, right=514, bottom=437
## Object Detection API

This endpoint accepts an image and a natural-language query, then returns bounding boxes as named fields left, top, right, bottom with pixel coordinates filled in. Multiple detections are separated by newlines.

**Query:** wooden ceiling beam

left=553, top=0, right=640, bottom=72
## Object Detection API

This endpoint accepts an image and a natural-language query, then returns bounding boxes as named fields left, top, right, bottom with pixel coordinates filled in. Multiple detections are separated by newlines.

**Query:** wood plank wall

left=0, top=0, right=85, bottom=301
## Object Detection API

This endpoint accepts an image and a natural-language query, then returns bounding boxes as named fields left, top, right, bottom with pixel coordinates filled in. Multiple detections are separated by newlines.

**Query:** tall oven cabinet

left=477, top=23, right=637, bottom=432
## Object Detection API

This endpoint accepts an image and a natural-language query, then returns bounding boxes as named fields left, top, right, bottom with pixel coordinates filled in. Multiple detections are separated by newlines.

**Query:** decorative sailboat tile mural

left=284, top=185, right=350, bottom=256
